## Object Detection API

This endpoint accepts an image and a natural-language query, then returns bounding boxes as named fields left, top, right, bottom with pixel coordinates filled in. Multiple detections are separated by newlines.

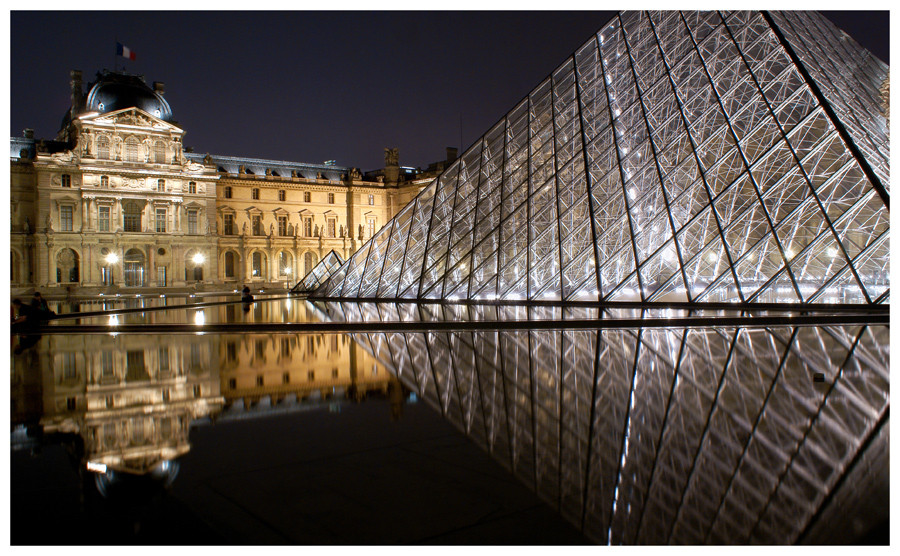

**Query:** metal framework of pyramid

left=292, top=250, right=344, bottom=293
left=314, top=11, right=889, bottom=305
left=317, top=301, right=889, bottom=544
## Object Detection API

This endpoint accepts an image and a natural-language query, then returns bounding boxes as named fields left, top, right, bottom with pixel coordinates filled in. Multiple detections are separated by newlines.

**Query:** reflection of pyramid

left=293, top=250, right=344, bottom=293
left=315, top=11, right=889, bottom=304
left=320, top=301, right=889, bottom=544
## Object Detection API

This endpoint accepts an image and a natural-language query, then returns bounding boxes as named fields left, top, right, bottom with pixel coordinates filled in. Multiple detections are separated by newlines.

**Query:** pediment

left=273, top=207, right=290, bottom=215
left=84, top=107, right=183, bottom=133
left=218, top=205, right=236, bottom=213
left=245, top=206, right=264, bottom=215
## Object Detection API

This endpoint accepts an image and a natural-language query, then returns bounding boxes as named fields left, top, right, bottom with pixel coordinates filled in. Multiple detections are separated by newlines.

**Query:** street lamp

left=283, top=267, right=292, bottom=290
left=104, top=252, right=119, bottom=286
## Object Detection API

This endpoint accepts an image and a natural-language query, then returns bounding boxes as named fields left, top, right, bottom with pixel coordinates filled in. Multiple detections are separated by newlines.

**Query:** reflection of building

left=218, top=332, right=395, bottom=409
left=11, top=333, right=223, bottom=474
left=10, top=70, right=445, bottom=293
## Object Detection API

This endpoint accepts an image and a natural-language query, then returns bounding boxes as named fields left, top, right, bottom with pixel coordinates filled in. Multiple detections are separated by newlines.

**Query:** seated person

left=241, top=286, right=254, bottom=303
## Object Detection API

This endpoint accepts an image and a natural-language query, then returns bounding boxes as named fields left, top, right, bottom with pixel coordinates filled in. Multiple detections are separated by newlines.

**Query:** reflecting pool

left=10, top=297, right=888, bottom=544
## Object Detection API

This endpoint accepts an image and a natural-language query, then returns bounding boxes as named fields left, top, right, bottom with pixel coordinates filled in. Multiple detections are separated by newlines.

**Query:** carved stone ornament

left=184, top=160, right=205, bottom=172
left=350, top=168, right=362, bottom=180
left=385, top=147, right=399, bottom=166
left=51, top=151, right=76, bottom=164
left=203, top=154, right=212, bottom=165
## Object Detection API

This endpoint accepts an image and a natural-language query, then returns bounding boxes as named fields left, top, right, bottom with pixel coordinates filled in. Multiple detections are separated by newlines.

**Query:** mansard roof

left=185, top=152, right=353, bottom=182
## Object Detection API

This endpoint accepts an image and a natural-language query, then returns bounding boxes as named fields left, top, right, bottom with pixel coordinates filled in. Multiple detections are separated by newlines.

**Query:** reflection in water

left=317, top=301, right=889, bottom=544
left=10, top=329, right=398, bottom=489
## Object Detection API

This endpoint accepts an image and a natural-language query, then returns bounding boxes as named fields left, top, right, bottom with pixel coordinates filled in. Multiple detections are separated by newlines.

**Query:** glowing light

left=192, top=253, right=206, bottom=265
left=707, top=252, right=718, bottom=263
left=105, top=252, right=119, bottom=265
left=86, top=461, right=107, bottom=473
left=785, top=247, right=796, bottom=259
left=108, top=315, right=119, bottom=326
left=194, top=310, right=206, bottom=326
left=628, top=188, right=638, bottom=200
left=283, top=267, right=292, bottom=275
left=827, top=247, right=837, bottom=257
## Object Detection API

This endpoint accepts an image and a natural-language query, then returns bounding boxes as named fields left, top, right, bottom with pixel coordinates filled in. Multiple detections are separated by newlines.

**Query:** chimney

left=23, top=129, right=34, bottom=139
left=446, top=147, right=458, bottom=163
left=70, top=70, right=83, bottom=115
left=153, top=81, right=165, bottom=96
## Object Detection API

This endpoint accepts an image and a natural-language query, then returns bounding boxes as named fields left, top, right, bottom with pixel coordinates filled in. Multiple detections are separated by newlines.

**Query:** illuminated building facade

left=10, top=71, right=434, bottom=293
left=316, top=11, right=889, bottom=305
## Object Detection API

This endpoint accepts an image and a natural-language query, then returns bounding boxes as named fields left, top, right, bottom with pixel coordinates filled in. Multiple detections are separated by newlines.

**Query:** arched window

left=185, top=251, right=203, bottom=282
left=125, top=137, right=139, bottom=162
left=224, top=251, right=236, bottom=278
left=153, top=141, right=166, bottom=163
left=97, top=136, right=110, bottom=160
left=252, top=251, right=267, bottom=279
left=56, top=248, right=79, bottom=283
left=304, top=252, right=315, bottom=276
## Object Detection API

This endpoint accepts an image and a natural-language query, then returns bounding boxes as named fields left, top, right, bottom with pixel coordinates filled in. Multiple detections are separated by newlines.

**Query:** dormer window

left=61, top=174, right=72, bottom=188
left=252, top=188, right=260, bottom=200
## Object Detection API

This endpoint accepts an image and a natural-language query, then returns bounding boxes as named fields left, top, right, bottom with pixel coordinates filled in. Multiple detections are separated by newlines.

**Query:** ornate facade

left=10, top=70, right=435, bottom=294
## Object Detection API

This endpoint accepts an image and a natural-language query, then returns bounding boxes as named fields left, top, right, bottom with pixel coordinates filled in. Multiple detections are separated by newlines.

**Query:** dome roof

left=83, top=71, right=173, bottom=121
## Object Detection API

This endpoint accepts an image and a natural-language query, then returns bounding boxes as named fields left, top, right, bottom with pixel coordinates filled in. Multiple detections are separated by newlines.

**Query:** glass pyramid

left=315, top=11, right=889, bottom=305
left=292, top=250, right=344, bottom=293
left=315, top=301, right=889, bottom=544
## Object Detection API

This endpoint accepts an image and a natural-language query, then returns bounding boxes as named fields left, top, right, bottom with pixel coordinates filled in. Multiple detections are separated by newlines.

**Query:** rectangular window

left=252, top=215, right=262, bottom=236
left=157, top=265, right=166, bottom=287
left=278, top=216, right=287, bottom=236
left=60, top=206, right=73, bottom=231
left=303, top=191, right=311, bottom=202
left=188, top=210, right=198, bottom=234
left=223, top=214, right=234, bottom=235
left=327, top=193, right=335, bottom=204
left=156, top=208, right=167, bottom=233
left=61, top=174, right=71, bottom=187
left=278, top=190, right=286, bottom=201
left=327, top=218, right=336, bottom=238
left=224, top=186, right=232, bottom=199
left=98, top=206, right=110, bottom=232
left=124, top=208, right=140, bottom=232
left=367, top=217, right=376, bottom=238
left=252, top=188, right=260, bottom=200
left=188, top=181, right=197, bottom=194
left=368, top=194, right=375, bottom=205
left=303, top=218, right=312, bottom=237
left=157, top=179, right=165, bottom=192
left=100, top=176, right=109, bottom=187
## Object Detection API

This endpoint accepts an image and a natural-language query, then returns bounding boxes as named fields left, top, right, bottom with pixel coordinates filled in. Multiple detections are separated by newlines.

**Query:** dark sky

left=9, top=11, right=888, bottom=172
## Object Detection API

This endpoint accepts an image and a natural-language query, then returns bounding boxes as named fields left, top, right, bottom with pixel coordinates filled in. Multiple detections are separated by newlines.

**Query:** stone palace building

left=10, top=69, right=446, bottom=294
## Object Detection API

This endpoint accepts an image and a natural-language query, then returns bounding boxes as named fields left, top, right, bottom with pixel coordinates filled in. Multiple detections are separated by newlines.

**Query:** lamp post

left=284, top=267, right=292, bottom=291
left=192, top=252, right=205, bottom=284
left=104, top=252, right=119, bottom=287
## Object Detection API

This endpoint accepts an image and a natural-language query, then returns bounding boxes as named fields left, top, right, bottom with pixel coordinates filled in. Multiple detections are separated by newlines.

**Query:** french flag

left=116, top=42, right=137, bottom=61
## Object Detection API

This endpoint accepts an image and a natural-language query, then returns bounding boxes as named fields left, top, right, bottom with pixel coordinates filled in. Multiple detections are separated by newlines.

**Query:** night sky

left=9, top=11, right=889, bottom=172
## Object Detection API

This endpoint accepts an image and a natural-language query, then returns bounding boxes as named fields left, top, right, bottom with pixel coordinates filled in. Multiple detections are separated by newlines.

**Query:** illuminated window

left=98, top=206, right=110, bottom=232
left=224, top=186, right=232, bottom=199
left=279, top=190, right=286, bottom=201
left=61, top=174, right=71, bottom=188
left=157, top=179, right=165, bottom=192
left=366, top=216, right=376, bottom=238
left=368, top=194, right=375, bottom=205
left=327, top=218, right=336, bottom=238
left=327, top=192, right=335, bottom=204
left=223, top=214, right=234, bottom=235
left=100, top=175, right=109, bottom=187
left=279, top=251, right=292, bottom=276
left=156, top=208, right=167, bottom=233
left=252, top=188, right=260, bottom=200
left=60, top=206, right=73, bottom=231
left=303, top=217, right=313, bottom=237
left=188, top=181, right=197, bottom=194
left=303, top=191, right=311, bottom=202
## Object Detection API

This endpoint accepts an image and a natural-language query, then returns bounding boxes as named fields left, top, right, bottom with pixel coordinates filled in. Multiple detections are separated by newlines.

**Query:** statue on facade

left=242, top=222, right=248, bottom=236
left=269, top=223, right=275, bottom=237
left=385, top=147, right=399, bottom=166
left=314, top=224, right=319, bottom=237
left=358, top=225, right=364, bottom=241
left=203, top=153, right=212, bottom=165
left=316, top=172, right=324, bottom=180
left=23, top=217, right=30, bottom=234
left=339, top=225, right=345, bottom=238
left=239, top=165, right=246, bottom=174
left=350, top=168, right=362, bottom=180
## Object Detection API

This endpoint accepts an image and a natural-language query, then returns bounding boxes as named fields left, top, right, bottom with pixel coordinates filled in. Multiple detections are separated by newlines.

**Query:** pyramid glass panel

left=291, top=250, right=344, bottom=293
left=314, top=10, right=888, bottom=306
